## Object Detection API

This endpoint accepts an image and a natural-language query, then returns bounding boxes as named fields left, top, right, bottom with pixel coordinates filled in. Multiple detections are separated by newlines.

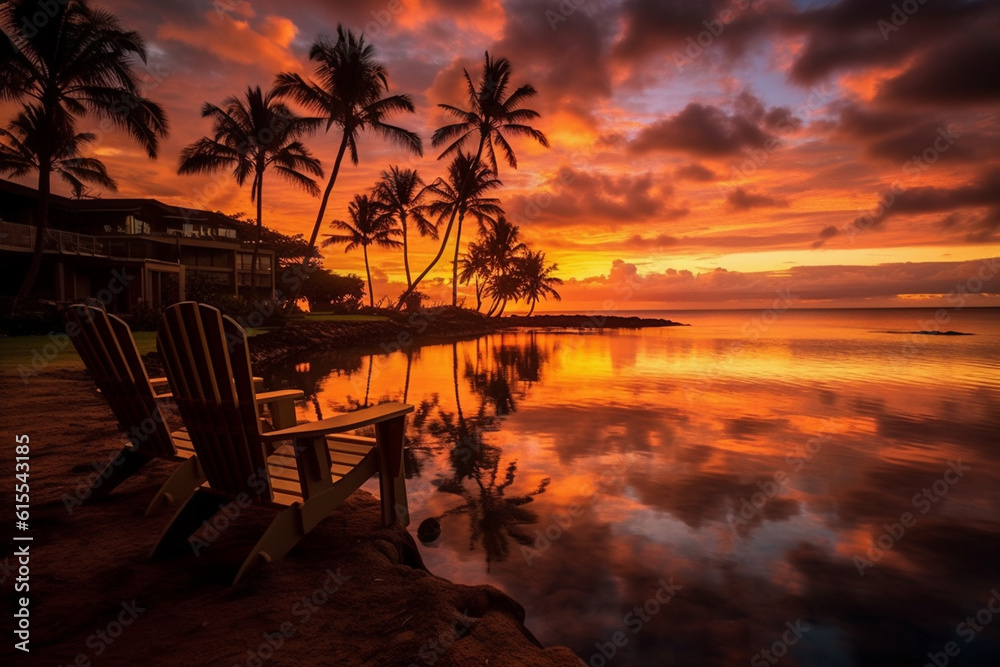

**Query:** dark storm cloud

left=492, top=0, right=615, bottom=112
left=875, top=23, right=1000, bottom=105
left=506, top=167, right=680, bottom=226
left=612, top=0, right=779, bottom=64
left=786, top=0, right=988, bottom=85
left=628, top=96, right=794, bottom=157
left=675, top=163, right=718, bottom=181
left=814, top=164, right=1000, bottom=247
left=726, top=186, right=788, bottom=210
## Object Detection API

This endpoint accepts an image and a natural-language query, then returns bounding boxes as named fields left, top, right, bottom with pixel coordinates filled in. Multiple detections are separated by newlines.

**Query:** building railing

left=1, top=220, right=274, bottom=273
left=0, top=220, right=35, bottom=250
left=1, top=220, right=113, bottom=255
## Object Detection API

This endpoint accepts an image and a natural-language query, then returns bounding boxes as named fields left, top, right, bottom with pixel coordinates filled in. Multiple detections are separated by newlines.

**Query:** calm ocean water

left=267, top=308, right=1000, bottom=666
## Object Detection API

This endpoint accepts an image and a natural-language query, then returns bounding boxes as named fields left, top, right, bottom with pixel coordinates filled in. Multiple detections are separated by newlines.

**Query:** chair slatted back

left=157, top=302, right=270, bottom=499
left=66, top=305, right=176, bottom=458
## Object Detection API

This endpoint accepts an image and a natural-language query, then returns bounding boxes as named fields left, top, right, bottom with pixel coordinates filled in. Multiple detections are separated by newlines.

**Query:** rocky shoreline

left=239, top=310, right=687, bottom=373
left=0, top=365, right=583, bottom=665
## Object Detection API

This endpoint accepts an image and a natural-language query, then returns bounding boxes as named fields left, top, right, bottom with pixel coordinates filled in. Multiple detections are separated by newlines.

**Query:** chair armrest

left=261, top=402, right=413, bottom=442
left=150, top=376, right=172, bottom=395
left=255, top=390, right=304, bottom=403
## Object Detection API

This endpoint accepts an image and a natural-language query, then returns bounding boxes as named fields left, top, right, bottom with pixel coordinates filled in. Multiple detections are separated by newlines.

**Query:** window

left=217, top=227, right=237, bottom=239
left=125, top=215, right=150, bottom=235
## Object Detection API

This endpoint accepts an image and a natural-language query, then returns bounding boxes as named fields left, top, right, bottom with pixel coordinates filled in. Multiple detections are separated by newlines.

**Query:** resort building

left=0, top=179, right=275, bottom=312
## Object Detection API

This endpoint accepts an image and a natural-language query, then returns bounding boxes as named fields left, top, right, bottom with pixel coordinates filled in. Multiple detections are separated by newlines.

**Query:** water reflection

left=264, top=309, right=1000, bottom=666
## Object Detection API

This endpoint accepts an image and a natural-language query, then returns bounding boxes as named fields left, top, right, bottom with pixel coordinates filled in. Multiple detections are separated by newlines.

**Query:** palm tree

left=178, top=85, right=323, bottom=296
left=322, top=193, right=401, bottom=307
left=396, top=52, right=548, bottom=307
left=274, top=26, right=421, bottom=299
left=462, top=215, right=526, bottom=314
left=433, top=52, right=549, bottom=175
left=485, top=271, right=523, bottom=317
left=1, top=0, right=168, bottom=310
left=420, top=153, right=503, bottom=306
left=0, top=105, right=117, bottom=200
left=517, top=250, right=562, bottom=316
left=458, top=241, right=491, bottom=311
left=374, top=166, right=436, bottom=288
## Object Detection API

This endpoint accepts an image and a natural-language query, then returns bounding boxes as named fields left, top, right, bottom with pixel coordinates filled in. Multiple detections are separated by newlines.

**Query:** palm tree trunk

left=12, top=162, right=52, bottom=313
left=286, top=132, right=350, bottom=309
left=401, top=211, right=412, bottom=288
left=395, top=140, right=487, bottom=309
left=474, top=277, right=483, bottom=311
left=249, top=169, right=264, bottom=301
left=363, top=243, right=374, bottom=307
left=452, top=341, right=463, bottom=423
left=403, top=348, right=413, bottom=402
left=364, top=355, right=373, bottom=406
left=527, top=300, right=536, bottom=316
left=451, top=210, right=466, bottom=307
left=497, top=298, right=508, bottom=317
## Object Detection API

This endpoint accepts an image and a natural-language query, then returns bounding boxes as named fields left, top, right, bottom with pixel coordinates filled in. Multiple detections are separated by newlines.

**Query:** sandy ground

left=0, top=365, right=583, bottom=666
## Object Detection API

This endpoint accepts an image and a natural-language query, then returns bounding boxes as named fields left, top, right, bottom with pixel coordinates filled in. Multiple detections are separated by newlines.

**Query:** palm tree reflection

left=426, top=339, right=551, bottom=571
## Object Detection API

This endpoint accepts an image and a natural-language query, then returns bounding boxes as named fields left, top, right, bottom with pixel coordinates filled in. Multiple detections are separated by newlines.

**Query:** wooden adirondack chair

left=150, top=301, right=413, bottom=584
left=65, top=304, right=302, bottom=516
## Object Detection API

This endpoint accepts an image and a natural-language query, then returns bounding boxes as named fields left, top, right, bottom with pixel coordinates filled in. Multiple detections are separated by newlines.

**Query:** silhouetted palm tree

left=275, top=26, right=421, bottom=297
left=433, top=52, right=548, bottom=175
left=374, top=166, right=436, bottom=288
left=396, top=52, right=547, bottom=307
left=0, top=106, right=117, bottom=199
left=459, top=241, right=491, bottom=311
left=517, top=250, right=562, bottom=316
left=178, top=85, right=323, bottom=294
left=418, top=153, right=503, bottom=306
left=0, top=0, right=168, bottom=310
left=485, top=271, right=523, bottom=317
left=322, top=193, right=401, bottom=306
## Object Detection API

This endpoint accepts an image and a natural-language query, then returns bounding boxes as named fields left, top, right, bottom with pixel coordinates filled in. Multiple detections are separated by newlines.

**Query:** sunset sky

left=9, top=0, right=1000, bottom=309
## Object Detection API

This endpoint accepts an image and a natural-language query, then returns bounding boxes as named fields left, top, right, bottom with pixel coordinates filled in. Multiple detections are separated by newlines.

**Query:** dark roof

left=0, top=178, right=75, bottom=210
left=0, top=178, right=239, bottom=227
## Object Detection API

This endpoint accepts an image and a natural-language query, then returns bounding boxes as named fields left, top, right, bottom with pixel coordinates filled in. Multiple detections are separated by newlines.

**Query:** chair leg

left=232, top=505, right=305, bottom=585
left=150, top=488, right=229, bottom=558
left=375, top=416, right=409, bottom=527
left=144, top=457, right=206, bottom=517
left=86, top=448, right=155, bottom=501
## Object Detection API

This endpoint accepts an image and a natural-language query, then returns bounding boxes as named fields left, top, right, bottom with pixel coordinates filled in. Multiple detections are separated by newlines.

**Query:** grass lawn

left=0, top=328, right=274, bottom=375
left=0, top=331, right=157, bottom=375
left=294, top=313, right=390, bottom=322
